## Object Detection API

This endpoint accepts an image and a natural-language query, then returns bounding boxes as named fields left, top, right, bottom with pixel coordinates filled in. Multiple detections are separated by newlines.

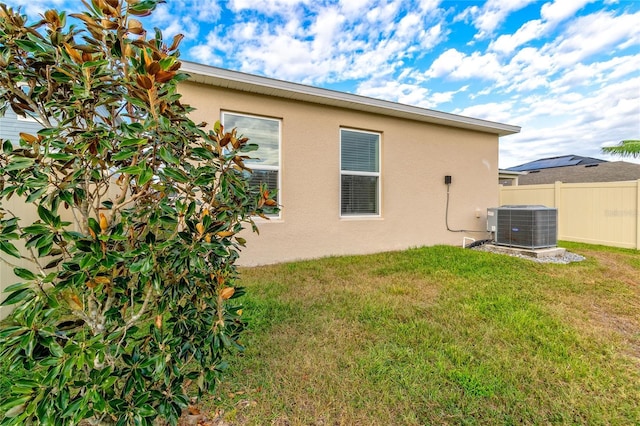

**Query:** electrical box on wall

left=444, top=175, right=452, bottom=184
left=487, top=208, right=498, bottom=232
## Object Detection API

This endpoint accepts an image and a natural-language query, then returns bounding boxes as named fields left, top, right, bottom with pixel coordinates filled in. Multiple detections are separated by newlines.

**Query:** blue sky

left=4, top=0, right=640, bottom=168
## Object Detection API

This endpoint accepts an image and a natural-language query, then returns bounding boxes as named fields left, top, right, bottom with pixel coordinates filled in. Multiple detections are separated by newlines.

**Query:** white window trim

left=14, top=82, right=38, bottom=122
left=16, top=113, right=38, bottom=123
left=339, top=127, right=382, bottom=218
left=221, top=111, right=282, bottom=220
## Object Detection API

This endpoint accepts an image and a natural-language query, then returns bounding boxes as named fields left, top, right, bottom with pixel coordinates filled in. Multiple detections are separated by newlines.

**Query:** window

left=340, top=129, right=380, bottom=216
left=16, top=113, right=37, bottom=123
left=15, top=83, right=38, bottom=122
left=222, top=112, right=281, bottom=216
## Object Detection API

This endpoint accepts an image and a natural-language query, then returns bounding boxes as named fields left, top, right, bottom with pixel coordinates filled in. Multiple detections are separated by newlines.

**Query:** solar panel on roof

left=541, top=158, right=581, bottom=168
left=508, top=164, right=534, bottom=171
left=507, top=155, right=607, bottom=172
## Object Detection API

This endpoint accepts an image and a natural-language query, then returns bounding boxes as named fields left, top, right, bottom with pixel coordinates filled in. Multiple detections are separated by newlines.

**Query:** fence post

left=636, top=179, right=640, bottom=250
left=554, top=181, right=562, bottom=240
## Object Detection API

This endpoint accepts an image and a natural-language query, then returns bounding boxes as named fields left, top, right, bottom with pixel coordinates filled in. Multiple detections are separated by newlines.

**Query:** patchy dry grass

left=202, top=242, right=640, bottom=425
left=3, top=243, right=636, bottom=425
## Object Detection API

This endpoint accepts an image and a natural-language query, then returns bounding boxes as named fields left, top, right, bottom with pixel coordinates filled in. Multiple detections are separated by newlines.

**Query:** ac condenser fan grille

left=494, top=206, right=557, bottom=249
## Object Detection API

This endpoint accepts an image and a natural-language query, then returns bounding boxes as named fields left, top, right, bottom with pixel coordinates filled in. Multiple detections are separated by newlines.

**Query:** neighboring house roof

left=499, top=169, right=526, bottom=178
left=518, top=161, right=640, bottom=185
left=498, top=169, right=526, bottom=185
left=507, top=154, right=606, bottom=172
left=181, top=61, right=521, bottom=137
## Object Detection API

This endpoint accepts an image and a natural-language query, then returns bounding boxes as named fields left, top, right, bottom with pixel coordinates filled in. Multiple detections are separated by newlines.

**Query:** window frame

left=15, top=82, right=38, bottom=122
left=339, top=127, right=382, bottom=218
left=221, top=111, right=282, bottom=219
left=16, top=113, right=38, bottom=123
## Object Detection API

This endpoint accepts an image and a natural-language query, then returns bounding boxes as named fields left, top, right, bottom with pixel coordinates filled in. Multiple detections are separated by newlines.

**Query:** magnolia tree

left=0, top=1, right=276, bottom=424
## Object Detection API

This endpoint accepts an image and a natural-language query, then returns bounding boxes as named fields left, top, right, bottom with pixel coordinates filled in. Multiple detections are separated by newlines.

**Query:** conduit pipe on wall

left=444, top=176, right=490, bottom=235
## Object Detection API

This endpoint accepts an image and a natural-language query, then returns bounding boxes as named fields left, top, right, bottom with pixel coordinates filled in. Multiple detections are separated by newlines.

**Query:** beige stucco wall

left=181, top=81, right=500, bottom=265
left=0, top=197, right=41, bottom=319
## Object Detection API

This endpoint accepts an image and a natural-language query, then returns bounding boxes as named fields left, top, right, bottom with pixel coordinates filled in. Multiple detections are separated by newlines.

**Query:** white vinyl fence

left=500, top=180, right=640, bottom=250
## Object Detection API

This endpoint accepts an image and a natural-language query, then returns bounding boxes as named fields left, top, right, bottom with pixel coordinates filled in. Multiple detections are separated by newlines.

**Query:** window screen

left=340, top=129, right=380, bottom=216
left=223, top=112, right=281, bottom=216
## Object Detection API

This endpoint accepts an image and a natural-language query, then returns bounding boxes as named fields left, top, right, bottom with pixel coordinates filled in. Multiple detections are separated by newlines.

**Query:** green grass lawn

left=207, top=242, right=640, bottom=425
left=1, top=243, right=638, bottom=425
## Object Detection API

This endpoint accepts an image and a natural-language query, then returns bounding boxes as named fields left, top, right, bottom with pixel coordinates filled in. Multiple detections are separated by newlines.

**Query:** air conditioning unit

left=491, top=205, right=558, bottom=249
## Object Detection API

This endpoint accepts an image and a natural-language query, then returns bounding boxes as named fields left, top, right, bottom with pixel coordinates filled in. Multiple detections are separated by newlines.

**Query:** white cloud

left=339, top=0, right=375, bottom=16
left=4, top=0, right=636, bottom=170
left=490, top=19, right=545, bottom=54
left=366, top=1, right=402, bottom=25
left=425, top=49, right=462, bottom=78
left=1, top=0, right=67, bottom=18
left=541, top=0, right=593, bottom=22
left=189, top=44, right=221, bottom=66
left=431, top=85, right=468, bottom=104
left=310, top=7, right=345, bottom=55
left=486, top=9, right=640, bottom=96
left=396, top=13, right=422, bottom=38
left=550, top=54, right=640, bottom=93
left=490, top=0, right=594, bottom=54
left=470, top=88, right=494, bottom=100
left=230, top=0, right=311, bottom=14
left=188, top=0, right=449, bottom=84
left=356, top=78, right=467, bottom=108
left=425, top=49, right=502, bottom=80
left=498, top=76, right=640, bottom=167
left=357, top=80, right=435, bottom=108
left=149, top=8, right=200, bottom=42
left=156, top=0, right=222, bottom=23
left=458, top=0, right=538, bottom=39
left=550, top=10, right=640, bottom=67
left=494, top=47, right=555, bottom=92
left=418, top=0, right=442, bottom=13
left=454, top=101, right=518, bottom=125
left=420, top=23, right=445, bottom=49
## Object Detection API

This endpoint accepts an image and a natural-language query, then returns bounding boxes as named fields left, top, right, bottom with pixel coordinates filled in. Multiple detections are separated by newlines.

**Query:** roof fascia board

left=181, top=61, right=521, bottom=137
left=499, top=169, right=527, bottom=176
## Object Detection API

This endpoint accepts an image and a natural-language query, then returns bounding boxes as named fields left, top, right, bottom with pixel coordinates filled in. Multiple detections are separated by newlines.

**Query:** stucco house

left=179, top=61, right=520, bottom=265
left=0, top=62, right=520, bottom=268
left=0, top=105, right=42, bottom=145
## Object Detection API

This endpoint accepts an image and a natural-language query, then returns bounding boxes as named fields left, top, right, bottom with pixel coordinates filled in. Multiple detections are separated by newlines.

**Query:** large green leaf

left=118, top=165, right=143, bottom=175
left=36, top=205, right=56, bottom=225
left=14, top=39, right=46, bottom=53
left=0, top=241, right=21, bottom=258
left=1, top=288, right=33, bottom=306
left=4, top=157, right=34, bottom=171
left=138, top=166, right=154, bottom=186
left=158, top=146, right=180, bottom=165
left=161, top=167, right=189, bottom=183
left=25, top=187, right=48, bottom=203
left=12, top=267, right=36, bottom=281
left=0, top=395, right=32, bottom=417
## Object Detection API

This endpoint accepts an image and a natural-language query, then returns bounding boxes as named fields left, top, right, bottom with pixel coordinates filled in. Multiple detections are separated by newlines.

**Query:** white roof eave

left=181, top=61, right=521, bottom=137
left=499, top=169, right=527, bottom=177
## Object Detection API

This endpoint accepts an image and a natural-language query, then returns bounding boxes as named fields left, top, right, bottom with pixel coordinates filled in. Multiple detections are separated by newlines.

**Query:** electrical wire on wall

left=444, top=176, right=490, bottom=234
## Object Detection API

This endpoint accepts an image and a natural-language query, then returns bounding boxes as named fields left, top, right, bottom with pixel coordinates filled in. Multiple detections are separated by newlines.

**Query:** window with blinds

left=222, top=112, right=281, bottom=216
left=340, top=129, right=380, bottom=216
